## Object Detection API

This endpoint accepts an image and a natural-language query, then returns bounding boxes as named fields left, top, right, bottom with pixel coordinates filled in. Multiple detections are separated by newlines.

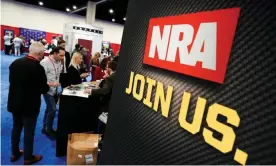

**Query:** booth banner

left=45, top=32, right=62, bottom=43
left=19, top=28, right=46, bottom=42
left=110, top=43, right=120, bottom=55
left=100, top=0, right=276, bottom=165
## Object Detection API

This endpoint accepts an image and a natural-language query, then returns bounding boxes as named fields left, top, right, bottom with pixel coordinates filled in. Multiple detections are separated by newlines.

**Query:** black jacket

left=92, top=72, right=116, bottom=113
left=8, top=56, right=49, bottom=116
left=112, top=56, right=119, bottom=63
left=65, top=51, right=71, bottom=70
left=60, top=51, right=71, bottom=88
left=66, top=65, right=82, bottom=86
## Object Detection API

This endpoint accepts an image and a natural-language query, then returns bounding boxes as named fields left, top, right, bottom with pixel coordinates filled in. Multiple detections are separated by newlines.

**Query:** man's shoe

left=10, top=150, right=24, bottom=162
left=24, top=155, right=43, bottom=165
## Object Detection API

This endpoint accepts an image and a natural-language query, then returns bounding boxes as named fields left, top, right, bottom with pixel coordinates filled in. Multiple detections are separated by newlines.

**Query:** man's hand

left=84, top=88, right=92, bottom=94
left=53, top=82, right=60, bottom=87
left=48, top=82, right=59, bottom=87
left=47, top=82, right=54, bottom=86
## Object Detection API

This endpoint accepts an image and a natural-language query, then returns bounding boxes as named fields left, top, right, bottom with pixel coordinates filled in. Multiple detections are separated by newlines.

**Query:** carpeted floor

left=1, top=52, right=66, bottom=165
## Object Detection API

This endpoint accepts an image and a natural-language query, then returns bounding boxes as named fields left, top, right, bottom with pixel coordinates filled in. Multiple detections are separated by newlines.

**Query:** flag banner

left=19, top=27, right=46, bottom=43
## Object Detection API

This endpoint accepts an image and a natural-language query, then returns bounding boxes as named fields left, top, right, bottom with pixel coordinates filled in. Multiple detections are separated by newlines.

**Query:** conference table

left=56, top=84, right=102, bottom=157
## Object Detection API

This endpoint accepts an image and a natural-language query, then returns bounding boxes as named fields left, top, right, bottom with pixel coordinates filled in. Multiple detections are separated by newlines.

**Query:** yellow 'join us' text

left=125, top=71, right=248, bottom=165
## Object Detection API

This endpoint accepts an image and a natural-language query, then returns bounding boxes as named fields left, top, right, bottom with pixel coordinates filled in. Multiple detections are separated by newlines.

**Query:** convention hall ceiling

left=14, top=0, right=129, bottom=24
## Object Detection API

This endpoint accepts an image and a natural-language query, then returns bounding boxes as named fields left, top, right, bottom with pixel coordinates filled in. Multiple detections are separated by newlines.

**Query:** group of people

left=3, top=33, right=64, bottom=56
left=3, top=33, right=25, bottom=56
left=7, top=39, right=119, bottom=164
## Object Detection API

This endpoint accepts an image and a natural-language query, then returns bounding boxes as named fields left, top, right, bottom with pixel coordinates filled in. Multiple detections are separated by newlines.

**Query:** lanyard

left=48, top=56, right=58, bottom=80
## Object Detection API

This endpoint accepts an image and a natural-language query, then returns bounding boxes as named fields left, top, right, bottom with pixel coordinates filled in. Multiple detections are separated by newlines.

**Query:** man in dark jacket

left=84, top=61, right=117, bottom=135
left=112, top=55, right=119, bottom=63
left=71, top=43, right=80, bottom=57
left=84, top=61, right=117, bottom=113
left=7, top=42, right=50, bottom=165
left=58, top=40, right=70, bottom=71
left=58, top=40, right=71, bottom=88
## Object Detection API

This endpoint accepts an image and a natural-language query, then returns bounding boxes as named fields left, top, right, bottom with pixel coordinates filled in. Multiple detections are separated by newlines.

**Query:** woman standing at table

left=90, top=52, right=100, bottom=80
left=92, top=57, right=109, bottom=81
left=65, top=52, right=89, bottom=86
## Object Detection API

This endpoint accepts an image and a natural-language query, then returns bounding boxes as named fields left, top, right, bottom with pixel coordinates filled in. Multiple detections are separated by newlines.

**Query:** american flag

left=19, top=28, right=46, bottom=43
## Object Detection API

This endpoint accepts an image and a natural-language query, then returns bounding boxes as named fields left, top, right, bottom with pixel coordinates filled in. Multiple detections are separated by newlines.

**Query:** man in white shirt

left=13, top=36, right=23, bottom=56
left=4, top=33, right=12, bottom=55
left=40, top=47, right=65, bottom=138
left=53, top=37, right=58, bottom=47
left=30, top=37, right=34, bottom=45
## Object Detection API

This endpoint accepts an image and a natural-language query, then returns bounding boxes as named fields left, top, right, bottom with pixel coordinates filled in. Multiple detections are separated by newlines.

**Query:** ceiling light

left=73, top=6, right=77, bottom=9
left=112, top=18, right=115, bottom=22
left=66, top=8, right=71, bottom=12
left=38, top=1, right=43, bottom=6
left=123, top=17, right=126, bottom=21
left=109, top=9, right=114, bottom=14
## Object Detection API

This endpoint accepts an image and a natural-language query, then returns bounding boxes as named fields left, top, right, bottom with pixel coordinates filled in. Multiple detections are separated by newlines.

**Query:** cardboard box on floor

left=67, top=133, right=100, bottom=165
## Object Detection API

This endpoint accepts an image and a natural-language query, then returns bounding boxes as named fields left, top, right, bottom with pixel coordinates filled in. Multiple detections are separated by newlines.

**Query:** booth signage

left=73, top=26, right=103, bottom=34
left=126, top=7, right=249, bottom=165
left=101, top=1, right=276, bottom=165
left=143, top=8, right=240, bottom=84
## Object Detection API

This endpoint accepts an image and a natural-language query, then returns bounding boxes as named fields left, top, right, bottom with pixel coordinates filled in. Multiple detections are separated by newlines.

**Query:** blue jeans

left=43, top=93, right=56, bottom=131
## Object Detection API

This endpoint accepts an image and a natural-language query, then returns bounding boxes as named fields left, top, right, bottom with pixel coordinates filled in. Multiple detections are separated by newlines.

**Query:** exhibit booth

left=54, top=0, right=275, bottom=165
left=98, top=0, right=276, bottom=165
left=63, top=22, right=103, bottom=64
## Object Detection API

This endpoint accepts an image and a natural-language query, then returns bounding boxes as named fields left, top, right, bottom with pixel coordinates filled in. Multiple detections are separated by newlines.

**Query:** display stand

left=63, top=23, right=103, bottom=67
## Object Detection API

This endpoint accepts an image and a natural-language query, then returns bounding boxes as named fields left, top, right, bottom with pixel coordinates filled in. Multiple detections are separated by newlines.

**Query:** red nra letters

left=143, top=8, right=240, bottom=84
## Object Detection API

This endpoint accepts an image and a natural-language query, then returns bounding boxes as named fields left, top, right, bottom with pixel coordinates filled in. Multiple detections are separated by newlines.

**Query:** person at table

left=58, top=40, right=70, bottom=71
left=7, top=42, right=49, bottom=164
left=66, top=52, right=89, bottom=86
left=58, top=40, right=71, bottom=88
left=40, top=47, right=65, bottom=138
left=47, top=39, right=56, bottom=51
left=84, top=61, right=117, bottom=112
left=71, top=43, right=80, bottom=57
left=80, top=46, right=89, bottom=71
left=90, top=52, right=100, bottom=80
left=90, top=52, right=100, bottom=67
left=113, top=51, right=120, bottom=63
left=92, top=57, right=108, bottom=81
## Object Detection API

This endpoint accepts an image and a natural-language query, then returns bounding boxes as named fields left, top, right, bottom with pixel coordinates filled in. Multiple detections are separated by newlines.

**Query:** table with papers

left=62, top=81, right=99, bottom=98
left=56, top=81, right=102, bottom=157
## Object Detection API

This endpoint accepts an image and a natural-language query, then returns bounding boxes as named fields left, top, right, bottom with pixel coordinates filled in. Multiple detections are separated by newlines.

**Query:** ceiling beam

left=70, top=0, right=109, bottom=14
left=70, top=6, right=87, bottom=14
left=96, top=0, right=109, bottom=5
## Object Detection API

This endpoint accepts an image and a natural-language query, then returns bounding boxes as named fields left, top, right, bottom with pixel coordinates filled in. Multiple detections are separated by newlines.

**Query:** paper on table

left=62, top=88, right=89, bottom=98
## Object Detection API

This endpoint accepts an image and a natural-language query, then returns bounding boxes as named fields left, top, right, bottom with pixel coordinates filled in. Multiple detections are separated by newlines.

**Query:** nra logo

left=143, top=8, right=240, bottom=84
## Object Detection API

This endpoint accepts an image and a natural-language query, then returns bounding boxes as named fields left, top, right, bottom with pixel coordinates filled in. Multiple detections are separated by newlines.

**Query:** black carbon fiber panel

left=100, top=0, right=276, bottom=164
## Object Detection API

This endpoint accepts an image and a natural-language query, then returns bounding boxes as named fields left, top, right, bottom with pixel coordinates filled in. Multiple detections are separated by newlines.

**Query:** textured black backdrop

left=100, top=0, right=276, bottom=164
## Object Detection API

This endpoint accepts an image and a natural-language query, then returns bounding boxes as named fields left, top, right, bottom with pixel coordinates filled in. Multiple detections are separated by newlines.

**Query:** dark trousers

left=4, top=45, right=11, bottom=55
left=11, top=113, right=38, bottom=160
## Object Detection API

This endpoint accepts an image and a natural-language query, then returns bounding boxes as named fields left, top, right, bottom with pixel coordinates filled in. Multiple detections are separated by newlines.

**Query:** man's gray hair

left=29, top=42, right=45, bottom=55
